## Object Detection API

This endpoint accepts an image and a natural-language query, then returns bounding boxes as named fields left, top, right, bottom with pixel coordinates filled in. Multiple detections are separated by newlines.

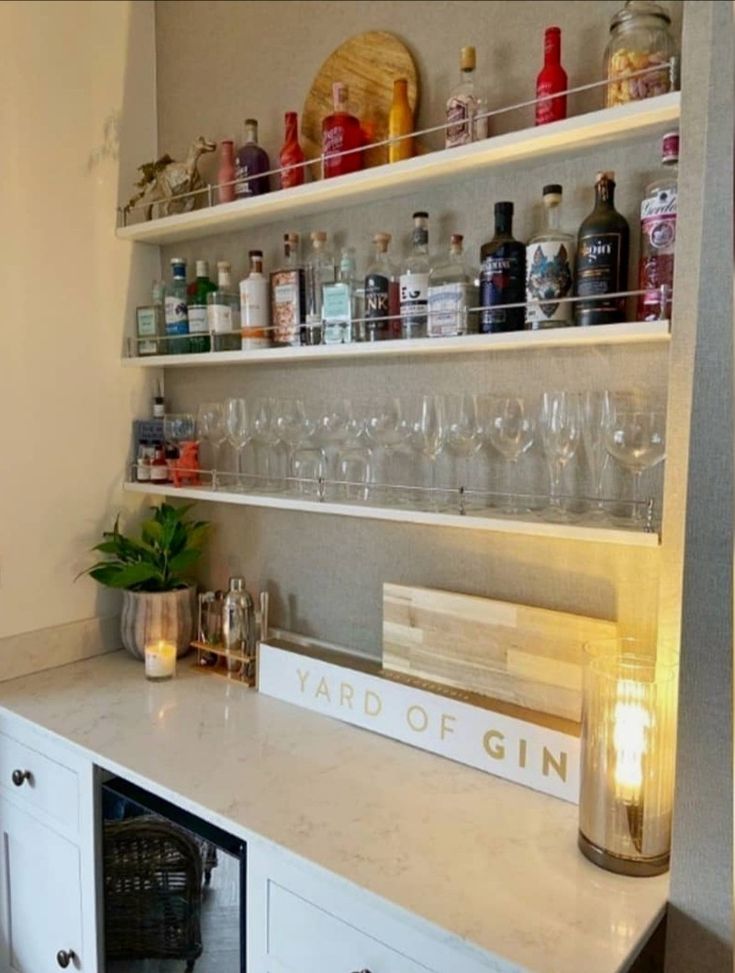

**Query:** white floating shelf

left=116, top=93, right=680, bottom=246
left=123, top=482, right=660, bottom=548
left=122, top=320, right=670, bottom=368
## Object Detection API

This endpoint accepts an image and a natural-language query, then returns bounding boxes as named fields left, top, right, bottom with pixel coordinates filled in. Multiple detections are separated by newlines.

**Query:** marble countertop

left=0, top=652, right=667, bottom=973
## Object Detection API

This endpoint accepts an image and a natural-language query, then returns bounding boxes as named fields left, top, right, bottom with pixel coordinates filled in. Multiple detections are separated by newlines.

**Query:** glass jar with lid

left=604, top=0, right=677, bottom=107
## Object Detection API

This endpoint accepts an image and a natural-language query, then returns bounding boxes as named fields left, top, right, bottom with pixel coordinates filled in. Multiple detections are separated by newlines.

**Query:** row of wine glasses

left=185, top=390, right=665, bottom=526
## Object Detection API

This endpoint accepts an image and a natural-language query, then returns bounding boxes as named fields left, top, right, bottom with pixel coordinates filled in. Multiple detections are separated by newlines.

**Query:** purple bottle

left=235, top=118, right=271, bottom=198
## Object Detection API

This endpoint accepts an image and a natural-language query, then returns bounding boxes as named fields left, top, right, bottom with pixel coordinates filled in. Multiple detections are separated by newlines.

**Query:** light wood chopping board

left=301, top=31, right=420, bottom=175
left=382, top=584, right=619, bottom=722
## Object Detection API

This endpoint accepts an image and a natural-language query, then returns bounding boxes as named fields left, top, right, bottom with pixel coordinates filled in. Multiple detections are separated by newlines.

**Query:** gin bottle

left=637, top=131, right=678, bottom=321
left=304, top=231, right=336, bottom=345
left=479, top=202, right=526, bottom=333
left=271, top=232, right=305, bottom=346
left=364, top=233, right=399, bottom=342
left=187, top=260, right=216, bottom=353
left=207, top=261, right=241, bottom=351
left=400, top=212, right=431, bottom=339
left=323, top=248, right=357, bottom=345
left=445, top=46, right=488, bottom=148
left=525, top=185, right=575, bottom=329
left=575, top=171, right=630, bottom=326
left=240, top=250, right=270, bottom=349
left=427, top=234, right=477, bottom=337
left=164, top=258, right=189, bottom=355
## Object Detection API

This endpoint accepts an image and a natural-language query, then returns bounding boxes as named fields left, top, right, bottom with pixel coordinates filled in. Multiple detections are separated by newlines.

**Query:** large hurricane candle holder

left=578, top=638, right=676, bottom=876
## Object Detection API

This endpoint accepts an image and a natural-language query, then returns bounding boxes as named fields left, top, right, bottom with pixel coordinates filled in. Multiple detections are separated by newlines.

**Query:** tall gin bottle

left=575, top=171, right=630, bottom=326
left=364, top=233, right=399, bottom=341
left=207, top=261, right=240, bottom=351
left=445, top=46, right=488, bottom=147
left=304, top=231, right=335, bottom=345
left=240, top=250, right=270, bottom=349
left=479, top=202, right=526, bottom=333
left=187, top=260, right=216, bottom=353
left=322, top=248, right=357, bottom=345
left=400, top=212, right=431, bottom=339
left=525, top=185, right=575, bottom=329
left=428, top=234, right=476, bottom=337
left=637, top=131, right=678, bottom=321
left=164, top=258, right=189, bottom=355
left=271, top=232, right=305, bottom=346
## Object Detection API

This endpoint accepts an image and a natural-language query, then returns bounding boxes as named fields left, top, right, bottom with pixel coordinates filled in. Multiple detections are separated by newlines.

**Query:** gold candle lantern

left=578, top=638, right=677, bottom=877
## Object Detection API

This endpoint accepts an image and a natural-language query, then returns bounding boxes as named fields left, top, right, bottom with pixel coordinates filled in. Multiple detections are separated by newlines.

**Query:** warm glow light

left=144, top=640, right=177, bottom=680
left=612, top=680, right=651, bottom=801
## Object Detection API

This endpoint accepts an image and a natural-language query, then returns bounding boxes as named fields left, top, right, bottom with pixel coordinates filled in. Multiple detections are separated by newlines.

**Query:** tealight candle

left=144, top=640, right=177, bottom=681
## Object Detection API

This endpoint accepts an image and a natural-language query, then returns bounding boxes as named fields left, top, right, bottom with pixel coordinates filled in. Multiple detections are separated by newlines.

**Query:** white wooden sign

left=258, top=643, right=580, bottom=803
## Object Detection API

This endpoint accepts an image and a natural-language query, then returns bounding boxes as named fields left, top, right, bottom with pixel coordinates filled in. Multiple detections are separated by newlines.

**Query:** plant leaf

left=168, top=548, right=202, bottom=576
left=103, top=562, right=161, bottom=589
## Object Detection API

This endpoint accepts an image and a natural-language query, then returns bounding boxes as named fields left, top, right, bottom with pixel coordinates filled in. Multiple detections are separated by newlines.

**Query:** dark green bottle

left=574, top=172, right=630, bottom=326
left=187, top=260, right=216, bottom=352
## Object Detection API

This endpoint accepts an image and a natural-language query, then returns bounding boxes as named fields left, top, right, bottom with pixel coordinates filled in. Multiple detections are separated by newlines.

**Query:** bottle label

left=446, top=97, right=474, bottom=146
left=427, top=283, right=472, bottom=336
left=640, top=188, right=677, bottom=252
left=164, top=296, right=188, bottom=335
left=234, top=162, right=251, bottom=198
left=208, top=304, right=233, bottom=334
left=399, top=273, right=429, bottom=334
left=271, top=271, right=302, bottom=345
left=525, top=241, right=574, bottom=327
left=187, top=305, right=209, bottom=335
left=535, top=79, right=566, bottom=125
left=638, top=188, right=676, bottom=319
left=322, top=282, right=351, bottom=322
left=364, top=273, right=391, bottom=338
left=479, top=254, right=525, bottom=332
left=136, top=460, right=151, bottom=482
left=576, top=233, right=624, bottom=300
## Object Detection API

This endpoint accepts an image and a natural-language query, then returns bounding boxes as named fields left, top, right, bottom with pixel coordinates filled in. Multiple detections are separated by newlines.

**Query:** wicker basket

left=103, top=817, right=203, bottom=970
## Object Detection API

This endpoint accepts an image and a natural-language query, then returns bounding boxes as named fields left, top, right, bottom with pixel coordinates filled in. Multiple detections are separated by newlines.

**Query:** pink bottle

left=218, top=140, right=236, bottom=204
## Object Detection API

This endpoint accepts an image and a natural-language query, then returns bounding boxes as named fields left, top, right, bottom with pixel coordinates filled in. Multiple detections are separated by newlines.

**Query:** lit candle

left=144, top=640, right=177, bottom=681
left=612, top=680, right=651, bottom=805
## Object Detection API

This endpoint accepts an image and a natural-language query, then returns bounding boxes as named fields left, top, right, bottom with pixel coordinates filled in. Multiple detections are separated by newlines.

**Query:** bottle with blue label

left=164, top=258, right=190, bottom=354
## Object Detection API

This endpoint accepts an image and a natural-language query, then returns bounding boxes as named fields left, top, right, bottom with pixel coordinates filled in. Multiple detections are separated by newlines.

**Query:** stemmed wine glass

left=443, top=393, right=479, bottom=502
left=406, top=394, right=445, bottom=510
left=582, top=390, right=612, bottom=519
left=480, top=395, right=535, bottom=514
left=196, top=402, right=227, bottom=489
left=539, top=390, right=583, bottom=521
left=225, top=398, right=252, bottom=492
left=604, top=395, right=666, bottom=526
left=365, top=396, right=407, bottom=505
left=275, top=398, right=313, bottom=493
left=251, top=397, right=280, bottom=491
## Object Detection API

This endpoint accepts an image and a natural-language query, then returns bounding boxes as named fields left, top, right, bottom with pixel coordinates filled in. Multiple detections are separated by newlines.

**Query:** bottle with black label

left=575, top=171, right=630, bottom=326
left=400, top=212, right=431, bottom=339
left=479, top=201, right=526, bottom=333
left=364, top=232, right=399, bottom=341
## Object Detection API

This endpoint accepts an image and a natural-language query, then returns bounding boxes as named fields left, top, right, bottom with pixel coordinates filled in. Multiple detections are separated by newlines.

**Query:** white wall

left=0, top=0, right=158, bottom=666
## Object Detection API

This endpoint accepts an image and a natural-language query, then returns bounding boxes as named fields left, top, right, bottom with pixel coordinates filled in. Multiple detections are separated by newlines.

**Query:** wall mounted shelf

left=116, top=93, right=680, bottom=246
left=123, top=481, right=660, bottom=548
left=122, top=320, right=670, bottom=368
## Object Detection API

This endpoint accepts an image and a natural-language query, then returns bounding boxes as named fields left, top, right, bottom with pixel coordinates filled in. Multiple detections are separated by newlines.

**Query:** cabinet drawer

left=268, top=882, right=434, bottom=973
left=0, top=731, right=78, bottom=835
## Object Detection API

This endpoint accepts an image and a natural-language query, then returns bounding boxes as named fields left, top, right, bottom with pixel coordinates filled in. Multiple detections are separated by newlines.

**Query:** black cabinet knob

left=11, top=769, right=31, bottom=787
left=56, top=949, right=77, bottom=968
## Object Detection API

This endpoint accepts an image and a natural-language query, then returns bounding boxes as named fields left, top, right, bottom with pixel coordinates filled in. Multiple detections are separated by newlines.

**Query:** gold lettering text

left=440, top=714, right=456, bottom=740
left=315, top=676, right=331, bottom=702
left=340, top=682, right=354, bottom=709
left=406, top=705, right=428, bottom=733
left=519, top=738, right=528, bottom=769
left=483, top=730, right=506, bottom=760
left=542, top=748, right=568, bottom=782
left=364, top=690, right=382, bottom=717
left=297, top=668, right=309, bottom=693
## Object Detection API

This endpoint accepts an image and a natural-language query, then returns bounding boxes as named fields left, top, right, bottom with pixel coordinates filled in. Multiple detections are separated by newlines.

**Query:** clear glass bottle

left=135, top=280, right=165, bottom=356
left=637, top=131, right=678, bottom=321
left=164, top=258, right=189, bottom=355
left=400, top=212, right=431, bottom=340
left=304, top=231, right=336, bottom=346
left=479, top=203, right=526, bottom=333
left=235, top=118, right=271, bottom=198
left=575, top=172, right=630, bottom=326
left=445, top=46, right=488, bottom=148
left=240, top=250, right=270, bottom=349
left=271, top=232, right=305, bottom=346
left=207, top=261, right=241, bottom=351
left=363, top=233, right=399, bottom=342
left=322, top=248, right=357, bottom=345
left=187, top=260, right=215, bottom=353
left=428, top=234, right=477, bottom=337
left=605, top=0, right=676, bottom=107
left=525, top=186, right=575, bottom=329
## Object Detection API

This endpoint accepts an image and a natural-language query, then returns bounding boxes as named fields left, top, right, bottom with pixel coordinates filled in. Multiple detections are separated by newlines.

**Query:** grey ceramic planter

left=120, top=587, right=195, bottom=660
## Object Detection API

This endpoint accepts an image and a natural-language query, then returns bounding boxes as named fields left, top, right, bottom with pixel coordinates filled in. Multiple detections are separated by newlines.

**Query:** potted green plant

left=81, top=503, right=210, bottom=660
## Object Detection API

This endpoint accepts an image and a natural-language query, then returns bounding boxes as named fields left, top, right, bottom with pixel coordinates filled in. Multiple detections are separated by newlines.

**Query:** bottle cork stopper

left=460, top=46, right=476, bottom=71
left=311, top=230, right=328, bottom=243
left=373, top=232, right=391, bottom=249
left=450, top=233, right=464, bottom=247
left=596, top=170, right=615, bottom=182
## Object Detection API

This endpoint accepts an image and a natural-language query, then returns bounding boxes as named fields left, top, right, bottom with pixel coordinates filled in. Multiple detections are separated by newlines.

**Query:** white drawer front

left=0, top=731, right=79, bottom=835
left=268, top=881, right=435, bottom=973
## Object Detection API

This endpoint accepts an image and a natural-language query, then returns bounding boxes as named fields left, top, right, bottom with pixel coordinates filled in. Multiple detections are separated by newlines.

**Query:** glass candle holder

left=144, top=640, right=177, bottom=682
left=578, top=638, right=677, bottom=876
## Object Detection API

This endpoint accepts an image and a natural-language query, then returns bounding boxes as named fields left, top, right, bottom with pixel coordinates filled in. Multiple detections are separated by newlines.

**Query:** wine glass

left=443, top=393, right=479, bottom=500
left=196, top=401, right=226, bottom=489
left=365, top=396, right=407, bottom=504
left=480, top=395, right=535, bottom=514
left=539, top=391, right=583, bottom=520
left=224, top=398, right=251, bottom=492
left=406, top=394, right=445, bottom=510
left=604, top=396, right=666, bottom=526
left=251, top=396, right=279, bottom=491
left=275, top=398, right=312, bottom=492
left=582, top=390, right=612, bottom=519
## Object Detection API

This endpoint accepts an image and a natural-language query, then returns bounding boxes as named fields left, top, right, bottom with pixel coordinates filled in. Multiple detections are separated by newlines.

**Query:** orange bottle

left=388, top=78, right=414, bottom=163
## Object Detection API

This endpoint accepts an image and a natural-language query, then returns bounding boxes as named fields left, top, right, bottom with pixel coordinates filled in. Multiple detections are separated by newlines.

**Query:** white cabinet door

left=0, top=798, right=83, bottom=973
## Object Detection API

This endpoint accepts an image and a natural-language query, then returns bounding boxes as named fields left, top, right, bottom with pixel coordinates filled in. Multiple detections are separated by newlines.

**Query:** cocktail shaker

left=222, top=577, right=255, bottom=674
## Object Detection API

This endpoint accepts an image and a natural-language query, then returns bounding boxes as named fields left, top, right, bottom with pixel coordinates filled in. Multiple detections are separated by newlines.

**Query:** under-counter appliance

left=101, top=777, right=246, bottom=972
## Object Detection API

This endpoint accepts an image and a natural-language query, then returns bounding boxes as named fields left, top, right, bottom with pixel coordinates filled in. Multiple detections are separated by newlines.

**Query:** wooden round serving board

left=301, top=31, right=420, bottom=177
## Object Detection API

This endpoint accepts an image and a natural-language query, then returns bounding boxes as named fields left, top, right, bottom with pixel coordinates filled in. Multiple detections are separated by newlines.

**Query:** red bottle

left=218, top=140, right=236, bottom=203
left=279, top=112, right=306, bottom=189
left=535, top=27, right=568, bottom=126
left=322, top=82, right=363, bottom=179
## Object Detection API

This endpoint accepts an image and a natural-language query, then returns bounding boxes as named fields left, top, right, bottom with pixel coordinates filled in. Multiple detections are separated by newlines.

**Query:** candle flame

left=613, top=681, right=651, bottom=799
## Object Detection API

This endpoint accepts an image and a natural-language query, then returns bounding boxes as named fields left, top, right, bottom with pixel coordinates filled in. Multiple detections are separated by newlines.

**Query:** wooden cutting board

left=301, top=31, right=420, bottom=175
left=382, top=584, right=619, bottom=722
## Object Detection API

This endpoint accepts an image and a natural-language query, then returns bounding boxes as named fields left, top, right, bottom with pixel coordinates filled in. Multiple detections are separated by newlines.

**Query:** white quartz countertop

left=0, top=652, right=667, bottom=973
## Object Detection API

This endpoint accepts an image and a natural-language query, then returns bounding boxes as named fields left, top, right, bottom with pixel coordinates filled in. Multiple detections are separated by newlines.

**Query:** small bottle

left=235, top=118, right=271, bottom=198
left=135, top=280, right=165, bottom=356
left=271, top=233, right=306, bottom=346
left=323, top=248, right=357, bottom=345
left=304, top=231, right=336, bottom=346
left=136, top=440, right=151, bottom=482
left=388, top=78, right=414, bottom=163
left=535, top=27, right=568, bottom=126
left=428, top=234, right=477, bottom=337
left=575, top=171, right=630, bottom=326
left=150, top=443, right=170, bottom=484
left=208, top=261, right=241, bottom=351
left=526, top=185, right=575, bottom=329
left=637, top=131, right=678, bottom=321
left=479, top=202, right=526, bottom=333
left=152, top=386, right=165, bottom=418
left=240, top=250, right=271, bottom=349
left=364, top=233, right=400, bottom=342
left=187, top=260, right=216, bottom=353
left=322, top=82, right=364, bottom=179
left=279, top=111, right=306, bottom=189
left=164, top=258, right=189, bottom=355
left=446, top=46, right=488, bottom=148
left=218, top=139, right=236, bottom=203
left=400, top=212, right=431, bottom=340
left=222, top=577, right=256, bottom=674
